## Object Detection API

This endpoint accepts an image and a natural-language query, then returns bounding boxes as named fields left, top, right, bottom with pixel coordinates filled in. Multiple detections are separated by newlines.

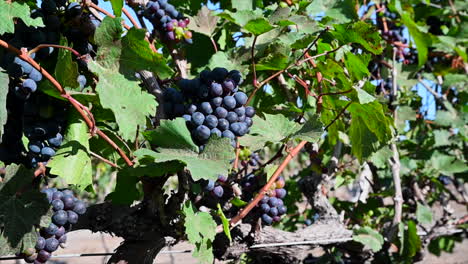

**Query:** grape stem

left=90, top=151, right=119, bottom=168
left=28, top=44, right=83, bottom=59
left=122, top=7, right=141, bottom=29
left=233, top=140, right=241, bottom=169
left=251, top=35, right=258, bottom=88
left=0, top=39, right=134, bottom=167
left=210, top=37, right=218, bottom=53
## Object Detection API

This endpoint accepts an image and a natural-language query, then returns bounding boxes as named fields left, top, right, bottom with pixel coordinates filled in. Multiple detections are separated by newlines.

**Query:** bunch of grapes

left=63, top=2, right=99, bottom=57
left=379, top=10, right=407, bottom=44
left=2, top=53, right=43, bottom=100
left=142, top=0, right=192, bottom=43
left=258, top=177, right=287, bottom=225
left=240, top=152, right=261, bottom=168
left=164, top=67, right=255, bottom=147
left=20, top=188, right=87, bottom=263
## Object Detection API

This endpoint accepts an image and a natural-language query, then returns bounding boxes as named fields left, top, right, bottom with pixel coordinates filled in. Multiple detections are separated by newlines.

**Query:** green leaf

left=105, top=168, right=141, bottom=205
left=306, top=0, right=358, bottom=23
left=402, top=220, right=421, bottom=258
left=396, top=106, right=416, bottom=133
left=0, top=70, right=8, bottom=142
left=88, top=61, right=157, bottom=141
left=353, top=226, right=384, bottom=252
left=244, top=18, right=275, bottom=35
left=0, top=0, right=44, bottom=34
left=136, top=120, right=234, bottom=181
left=217, top=203, right=232, bottom=242
left=345, top=52, right=371, bottom=81
left=0, top=164, right=50, bottom=255
left=416, top=202, right=432, bottom=225
left=232, top=0, right=254, bottom=10
left=143, top=118, right=198, bottom=151
left=369, top=146, right=392, bottom=169
left=108, top=0, right=123, bottom=17
left=188, top=6, right=219, bottom=37
left=47, top=118, right=92, bottom=190
left=333, top=21, right=383, bottom=54
left=348, top=101, right=392, bottom=161
left=231, top=197, right=248, bottom=207
left=430, top=151, right=468, bottom=176
left=56, top=38, right=80, bottom=92
left=400, top=12, right=430, bottom=67
left=433, top=130, right=452, bottom=147
left=183, top=201, right=216, bottom=264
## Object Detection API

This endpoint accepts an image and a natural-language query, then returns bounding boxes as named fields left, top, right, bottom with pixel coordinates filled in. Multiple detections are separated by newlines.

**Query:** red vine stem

left=28, top=44, right=82, bottom=58
left=122, top=7, right=141, bottom=29
left=88, top=2, right=131, bottom=30
left=233, top=140, right=241, bottom=169
left=0, top=39, right=134, bottom=166
left=251, top=36, right=258, bottom=87
left=90, top=151, right=119, bottom=168
left=210, top=37, right=218, bottom=53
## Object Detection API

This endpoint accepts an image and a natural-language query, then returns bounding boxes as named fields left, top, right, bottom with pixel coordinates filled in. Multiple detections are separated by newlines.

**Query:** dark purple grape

left=223, top=96, right=236, bottom=110
left=51, top=199, right=64, bottom=211
left=183, top=114, right=191, bottom=122
left=200, top=102, right=213, bottom=114
left=186, top=104, right=197, bottom=114
left=48, top=133, right=63, bottom=147
left=245, top=117, right=253, bottom=127
left=44, top=223, right=59, bottom=236
left=261, top=196, right=269, bottom=204
left=23, top=79, right=37, bottom=92
left=217, top=119, right=229, bottom=131
left=41, top=189, right=53, bottom=203
left=261, top=203, right=270, bottom=213
left=195, top=125, right=210, bottom=141
left=234, top=92, right=248, bottom=106
left=215, top=107, right=228, bottom=118
left=191, top=112, right=205, bottom=126
left=211, top=97, right=222, bottom=107
left=228, top=70, right=242, bottom=85
left=52, top=210, right=68, bottom=226
left=275, top=188, right=287, bottom=199
left=37, top=250, right=51, bottom=262
left=217, top=174, right=228, bottom=182
left=166, top=31, right=175, bottom=40
left=212, top=185, right=224, bottom=198
left=58, top=234, right=67, bottom=244
left=73, top=201, right=87, bottom=215
left=210, top=128, right=222, bottom=137
left=29, top=69, right=43, bottom=82
left=230, top=122, right=242, bottom=136
left=245, top=106, right=255, bottom=117
left=61, top=194, right=75, bottom=210
left=44, top=237, right=59, bottom=252
left=222, top=79, right=235, bottom=93
left=222, top=130, right=235, bottom=140
left=52, top=191, right=63, bottom=201
left=205, top=179, right=215, bottom=191
left=262, top=214, right=273, bottom=225
left=204, top=115, right=218, bottom=129
left=234, top=106, right=245, bottom=116
left=268, top=197, right=279, bottom=207
left=211, top=67, right=229, bottom=82
left=210, top=83, right=223, bottom=96
left=269, top=207, right=279, bottom=216
left=67, top=210, right=79, bottom=224
left=305, top=219, right=312, bottom=226
left=226, top=112, right=238, bottom=123
left=272, top=216, right=281, bottom=222
left=41, top=147, right=55, bottom=159
left=28, top=141, right=42, bottom=154
left=278, top=205, right=287, bottom=215
left=35, top=236, right=46, bottom=250
left=55, top=226, right=65, bottom=238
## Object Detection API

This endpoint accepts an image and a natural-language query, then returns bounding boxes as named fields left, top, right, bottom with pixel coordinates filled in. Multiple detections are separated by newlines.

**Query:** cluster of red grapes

left=204, top=174, right=228, bottom=198
left=163, top=67, right=254, bottom=147
left=142, top=0, right=192, bottom=43
left=257, top=177, right=287, bottom=225
left=20, top=188, right=87, bottom=263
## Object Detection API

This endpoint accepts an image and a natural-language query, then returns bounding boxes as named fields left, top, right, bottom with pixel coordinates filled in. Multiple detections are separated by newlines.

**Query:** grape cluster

left=2, top=53, right=43, bottom=100
left=164, top=68, right=254, bottom=147
left=379, top=10, right=407, bottom=44
left=20, top=188, right=86, bottom=263
left=142, top=0, right=192, bottom=43
left=240, top=152, right=261, bottom=168
left=64, top=2, right=99, bottom=57
left=258, top=177, right=287, bottom=225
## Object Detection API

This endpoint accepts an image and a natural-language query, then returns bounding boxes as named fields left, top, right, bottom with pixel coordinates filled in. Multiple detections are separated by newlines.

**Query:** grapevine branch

left=28, top=44, right=83, bottom=58
left=122, top=7, right=141, bottom=28
left=0, top=39, right=134, bottom=166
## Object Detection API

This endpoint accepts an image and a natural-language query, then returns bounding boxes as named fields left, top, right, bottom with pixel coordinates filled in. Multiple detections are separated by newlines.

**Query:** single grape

left=37, top=250, right=51, bottom=262
left=245, top=106, right=255, bottom=117
left=276, top=178, right=285, bottom=188
left=67, top=210, right=79, bottom=224
left=29, top=69, right=43, bottom=82
left=41, top=189, right=53, bottom=203
left=268, top=197, right=279, bottom=207
left=222, top=79, right=235, bottom=93
left=223, top=96, right=236, bottom=110
left=195, top=125, right=211, bottom=141
left=234, top=92, right=248, bottom=106
left=28, top=141, right=42, bottom=154
left=215, top=107, right=228, bottom=118
left=305, top=219, right=312, bottom=226
left=52, top=210, right=68, bottom=226
left=58, top=234, right=67, bottom=244
left=212, top=185, right=224, bottom=198
left=22, top=79, right=37, bottom=93
left=205, top=180, right=215, bottom=191
left=52, top=191, right=64, bottom=201
left=211, top=97, right=223, bottom=107
left=260, top=196, right=269, bottom=204
left=278, top=205, right=287, bottom=215
left=41, top=147, right=55, bottom=159
left=245, top=117, right=253, bottom=127
left=51, top=199, right=64, bottom=211
left=44, top=237, right=59, bottom=252
left=210, top=83, right=223, bottom=97
left=269, top=207, right=279, bottom=216
left=210, top=128, right=222, bottom=137
left=275, top=188, right=287, bottom=199
left=183, top=114, right=191, bottom=122
left=166, top=31, right=175, bottom=40
left=186, top=104, right=197, bottom=114
left=35, top=236, right=46, bottom=250
left=262, top=214, right=273, bottom=225
left=234, top=106, right=245, bottom=117
left=228, top=70, right=243, bottom=85
left=272, top=216, right=281, bottom=222
left=48, top=133, right=63, bottom=148
left=73, top=201, right=87, bottom=215
left=62, top=190, right=74, bottom=198
left=77, top=75, right=86, bottom=88
left=200, top=102, right=213, bottom=115
left=226, top=112, right=238, bottom=123
left=191, top=112, right=205, bottom=126
left=61, top=194, right=75, bottom=210
left=217, top=119, right=229, bottom=131
left=204, top=115, right=218, bottom=129
left=222, top=130, right=235, bottom=140
left=261, top=203, right=270, bottom=213
left=211, top=67, right=229, bottom=82
left=230, top=122, right=242, bottom=136
left=55, top=226, right=65, bottom=238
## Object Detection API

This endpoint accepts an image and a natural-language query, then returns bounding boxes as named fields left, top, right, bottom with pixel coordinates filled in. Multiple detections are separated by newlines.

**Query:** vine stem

left=90, top=151, right=119, bottom=168
left=28, top=44, right=82, bottom=58
left=210, top=37, right=218, bottom=53
left=251, top=35, right=258, bottom=87
left=229, top=140, right=308, bottom=227
left=0, top=39, right=134, bottom=166
left=87, top=2, right=130, bottom=30
left=233, top=140, right=240, bottom=169
left=122, top=7, right=141, bottom=28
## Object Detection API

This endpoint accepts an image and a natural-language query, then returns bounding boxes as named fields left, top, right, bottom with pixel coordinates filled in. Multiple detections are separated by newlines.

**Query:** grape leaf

left=429, top=151, right=468, bottom=176
left=0, top=0, right=44, bottom=34
left=188, top=6, right=219, bottom=37
left=0, top=164, right=50, bottom=255
left=105, top=168, right=141, bottom=205
left=89, top=61, right=157, bottom=141
left=0, top=70, right=8, bottom=143
left=183, top=201, right=216, bottom=264
left=244, top=18, right=275, bottom=36
left=333, top=21, right=383, bottom=54
left=56, top=38, right=80, bottom=92
left=416, top=202, right=432, bottom=225
left=353, top=226, right=384, bottom=252
left=47, top=118, right=92, bottom=190
left=400, top=12, right=430, bottom=67
left=136, top=119, right=234, bottom=181
left=106, top=0, right=123, bottom=17
left=402, top=220, right=421, bottom=258
left=217, top=203, right=232, bottom=242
